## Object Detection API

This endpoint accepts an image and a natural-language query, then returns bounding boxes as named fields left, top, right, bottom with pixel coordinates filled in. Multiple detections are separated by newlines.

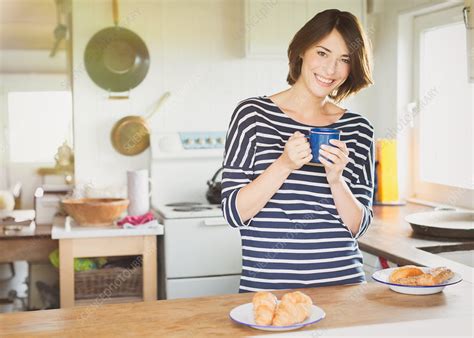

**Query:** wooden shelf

left=75, top=296, right=143, bottom=307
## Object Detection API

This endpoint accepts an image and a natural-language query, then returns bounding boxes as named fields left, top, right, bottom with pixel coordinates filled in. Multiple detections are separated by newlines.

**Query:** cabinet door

left=166, top=274, right=241, bottom=299
left=306, top=0, right=366, bottom=27
left=164, top=217, right=242, bottom=278
left=245, top=0, right=307, bottom=58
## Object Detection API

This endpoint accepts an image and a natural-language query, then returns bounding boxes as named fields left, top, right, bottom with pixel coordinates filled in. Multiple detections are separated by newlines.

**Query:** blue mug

left=306, top=128, right=341, bottom=163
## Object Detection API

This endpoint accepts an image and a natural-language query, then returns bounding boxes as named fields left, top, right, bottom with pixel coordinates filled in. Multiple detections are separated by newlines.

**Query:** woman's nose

left=323, top=60, right=337, bottom=75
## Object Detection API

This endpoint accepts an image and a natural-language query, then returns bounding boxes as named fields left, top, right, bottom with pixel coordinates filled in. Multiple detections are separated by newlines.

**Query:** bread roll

left=252, top=291, right=277, bottom=325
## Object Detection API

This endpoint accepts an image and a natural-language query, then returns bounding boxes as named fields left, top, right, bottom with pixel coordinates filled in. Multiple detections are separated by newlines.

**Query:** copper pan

left=111, top=91, right=170, bottom=156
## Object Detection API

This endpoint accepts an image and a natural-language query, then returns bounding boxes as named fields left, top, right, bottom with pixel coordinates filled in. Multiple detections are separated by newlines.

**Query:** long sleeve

left=221, top=101, right=257, bottom=228
left=347, top=125, right=375, bottom=239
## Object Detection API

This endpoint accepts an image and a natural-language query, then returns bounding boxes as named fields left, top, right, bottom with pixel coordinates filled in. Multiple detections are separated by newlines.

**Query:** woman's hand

left=278, top=131, right=313, bottom=171
left=319, top=139, right=350, bottom=185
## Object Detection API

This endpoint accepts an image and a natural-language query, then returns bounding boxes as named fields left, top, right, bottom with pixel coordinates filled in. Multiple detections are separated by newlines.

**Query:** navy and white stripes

left=221, top=96, right=375, bottom=293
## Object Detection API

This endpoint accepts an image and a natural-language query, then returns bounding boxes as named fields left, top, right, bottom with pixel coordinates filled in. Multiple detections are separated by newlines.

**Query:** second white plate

left=372, top=267, right=462, bottom=295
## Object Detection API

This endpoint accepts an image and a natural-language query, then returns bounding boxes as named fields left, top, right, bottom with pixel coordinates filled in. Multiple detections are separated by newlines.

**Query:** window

left=412, top=5, right=473, bottom=206
left=7, top=91, right=73, bottom=163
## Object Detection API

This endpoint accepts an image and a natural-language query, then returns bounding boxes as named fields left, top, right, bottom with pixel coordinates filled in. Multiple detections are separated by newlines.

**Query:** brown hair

left=287, top=9, right=373, bottom=102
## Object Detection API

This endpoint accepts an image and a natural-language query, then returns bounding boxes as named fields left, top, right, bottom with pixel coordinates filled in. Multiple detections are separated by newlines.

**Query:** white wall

left=72, top=0, right=380, bottom=191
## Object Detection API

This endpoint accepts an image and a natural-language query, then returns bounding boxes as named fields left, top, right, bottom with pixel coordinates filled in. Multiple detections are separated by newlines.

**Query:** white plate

left=229, top=302, right=325, bottom=332
left=372, top=267, right=462, bottom=295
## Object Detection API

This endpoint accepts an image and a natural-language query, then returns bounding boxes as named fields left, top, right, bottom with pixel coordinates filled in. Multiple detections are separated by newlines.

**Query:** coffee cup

left=306, top=128, right=341, bottom=163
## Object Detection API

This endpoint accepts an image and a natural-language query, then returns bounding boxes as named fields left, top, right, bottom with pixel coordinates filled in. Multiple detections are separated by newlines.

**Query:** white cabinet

left=166, top=274, right=241, bottom=300
left=245, top=0, right=367, bottom=58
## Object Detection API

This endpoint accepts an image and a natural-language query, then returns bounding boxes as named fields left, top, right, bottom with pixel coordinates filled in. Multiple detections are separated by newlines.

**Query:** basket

left=75, top=266, right=142, bottom=300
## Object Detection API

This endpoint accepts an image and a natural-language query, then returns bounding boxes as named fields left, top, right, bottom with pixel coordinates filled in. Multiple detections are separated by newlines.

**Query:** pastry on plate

left=252, top=290, right=314, bottom=327
left=390, top=266, right=454, bottom=286
left=272, top=291, right=313, bottom=326
left=395, top=267, right=454, bottom=286
left=252, top=291, right=278, bottom=325
left=389, top=265, right=424, bottom=283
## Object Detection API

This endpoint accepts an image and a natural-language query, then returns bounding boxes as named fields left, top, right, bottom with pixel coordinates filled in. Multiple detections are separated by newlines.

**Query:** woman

left=221, top=9, right=374, bottom=293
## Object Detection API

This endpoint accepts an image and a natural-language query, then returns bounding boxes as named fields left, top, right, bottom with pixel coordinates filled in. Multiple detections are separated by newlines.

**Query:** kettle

left=206, top=167, right=224, bottom=204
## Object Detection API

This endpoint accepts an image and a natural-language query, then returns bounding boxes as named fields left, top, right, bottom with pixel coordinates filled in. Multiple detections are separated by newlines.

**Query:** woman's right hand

left=278, top=131, right=313, bottom=171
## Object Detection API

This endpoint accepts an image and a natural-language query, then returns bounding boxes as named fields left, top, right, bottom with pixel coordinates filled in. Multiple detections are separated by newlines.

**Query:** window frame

left=410, top=5, right=473, bottom=208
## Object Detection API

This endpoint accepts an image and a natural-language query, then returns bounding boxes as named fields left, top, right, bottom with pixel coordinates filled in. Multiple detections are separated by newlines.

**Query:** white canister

left=127, top=169, right=150, bottom=216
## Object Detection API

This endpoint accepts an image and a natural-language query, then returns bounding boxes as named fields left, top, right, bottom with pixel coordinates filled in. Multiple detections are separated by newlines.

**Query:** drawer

left=166, top=274, right=240, bottom=299
left=164, top=217, right=242, bottom=278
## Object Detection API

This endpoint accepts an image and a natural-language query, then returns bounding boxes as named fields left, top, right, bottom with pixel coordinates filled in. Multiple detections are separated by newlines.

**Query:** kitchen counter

left=0, top=279, right=472, bottom=337
left=362, top=203, right=474, bottom=282
left=1, top=203, right=472, bottom=336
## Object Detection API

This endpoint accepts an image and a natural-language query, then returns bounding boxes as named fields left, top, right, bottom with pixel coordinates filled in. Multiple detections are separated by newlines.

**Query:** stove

left=155, top=202, right=222, bottom=219
left=150, top=132, right=242, bottom=300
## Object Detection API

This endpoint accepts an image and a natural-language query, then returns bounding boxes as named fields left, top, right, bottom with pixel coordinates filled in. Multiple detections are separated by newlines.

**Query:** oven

left=150, top=132, right=242, bottom=300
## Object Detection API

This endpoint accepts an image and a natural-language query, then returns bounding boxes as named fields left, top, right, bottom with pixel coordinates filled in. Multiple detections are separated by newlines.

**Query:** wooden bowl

left=61, top=198, right=129, bottom=226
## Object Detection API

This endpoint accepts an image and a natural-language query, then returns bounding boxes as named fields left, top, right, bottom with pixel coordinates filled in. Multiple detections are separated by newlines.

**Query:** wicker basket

left=75, top=266, right=142, bottom=300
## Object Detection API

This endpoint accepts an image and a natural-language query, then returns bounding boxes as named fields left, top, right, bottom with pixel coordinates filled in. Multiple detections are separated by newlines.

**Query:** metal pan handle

left=112, top=0, right=119, bottom=27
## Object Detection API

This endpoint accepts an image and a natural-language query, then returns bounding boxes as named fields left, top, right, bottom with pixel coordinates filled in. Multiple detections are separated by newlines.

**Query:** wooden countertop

left=1, top=280, right=472, bottom=337
left=361, top=203, right=474, bottom=282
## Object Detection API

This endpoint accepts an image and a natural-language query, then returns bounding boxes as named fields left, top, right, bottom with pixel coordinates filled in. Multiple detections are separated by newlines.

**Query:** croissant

left=272, top=291, right=313, bottom=326
left=252, top=291, right=278, bottom=325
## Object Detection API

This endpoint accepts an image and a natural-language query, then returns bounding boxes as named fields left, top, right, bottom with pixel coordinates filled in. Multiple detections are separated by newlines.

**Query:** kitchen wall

left=72, top=0, right=377, bottom=192
left=72, top=0, right=451, bottom=200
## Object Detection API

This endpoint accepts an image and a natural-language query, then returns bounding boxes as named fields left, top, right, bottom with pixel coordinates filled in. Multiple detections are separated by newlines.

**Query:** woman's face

left=298, top=29, right=351, bottom=99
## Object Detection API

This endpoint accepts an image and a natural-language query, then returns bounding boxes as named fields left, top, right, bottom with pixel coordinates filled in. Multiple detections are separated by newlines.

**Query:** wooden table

left=0, top=222, right=57, bottom=264
left=52, top=222, right=161, bottom=308
left=0, top=280, right=471, bottom=337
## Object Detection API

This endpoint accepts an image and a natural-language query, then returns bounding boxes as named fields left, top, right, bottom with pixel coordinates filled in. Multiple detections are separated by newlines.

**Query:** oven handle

left=202, top=217, right=229, bottom=226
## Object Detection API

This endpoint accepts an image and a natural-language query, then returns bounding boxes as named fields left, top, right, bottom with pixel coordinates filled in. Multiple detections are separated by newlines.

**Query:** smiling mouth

left=314, top=74, right=335, bottom=86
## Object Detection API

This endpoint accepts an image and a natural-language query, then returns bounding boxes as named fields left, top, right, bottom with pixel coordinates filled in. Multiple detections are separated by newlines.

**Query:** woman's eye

left=341, top=59, right=350, bottom=64
left=317, top=51, right=326, bottom=57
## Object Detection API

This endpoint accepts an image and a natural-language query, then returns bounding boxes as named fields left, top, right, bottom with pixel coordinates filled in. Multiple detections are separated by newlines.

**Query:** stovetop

left=153, top=201, right=223, bottom=219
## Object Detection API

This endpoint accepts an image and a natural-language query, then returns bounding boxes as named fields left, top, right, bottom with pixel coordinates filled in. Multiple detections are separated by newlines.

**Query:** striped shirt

left=221, top=96, right=375, bottom=293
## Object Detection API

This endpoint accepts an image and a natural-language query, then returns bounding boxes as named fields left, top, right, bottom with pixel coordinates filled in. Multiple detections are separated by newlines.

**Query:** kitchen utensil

left=229, top=302, right=326, bottom=331
left=372, top=267, right=462, bottom=295
left=206, top=167, right=223, bottom=204
left=84, top=0, right=150, bottom=96
left=127, top=169, right=150, bottom=215
left=61, top=198, right=129, bottom=226
left=305, top=128, right=340, bottom=163
left=50, top=0, right=67, bottom=57
left=111, top=91, right=170, bottom=156
left=405, top=211, right=474, bottom=239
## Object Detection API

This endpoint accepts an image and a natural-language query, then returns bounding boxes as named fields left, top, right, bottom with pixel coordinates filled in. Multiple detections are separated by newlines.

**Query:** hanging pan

left=84, top=0, right=150, bottom=98
left=111, top=92, right=170, bottom=156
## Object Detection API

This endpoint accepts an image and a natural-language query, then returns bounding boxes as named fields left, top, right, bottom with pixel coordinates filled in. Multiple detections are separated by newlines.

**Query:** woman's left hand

left=319, top=139, right=350, bottom=185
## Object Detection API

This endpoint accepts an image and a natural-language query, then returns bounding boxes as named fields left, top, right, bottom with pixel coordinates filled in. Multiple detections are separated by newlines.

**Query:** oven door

left=166, top=274, right=241, bottom=299
left=164, top=216, right=242, bottom=278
